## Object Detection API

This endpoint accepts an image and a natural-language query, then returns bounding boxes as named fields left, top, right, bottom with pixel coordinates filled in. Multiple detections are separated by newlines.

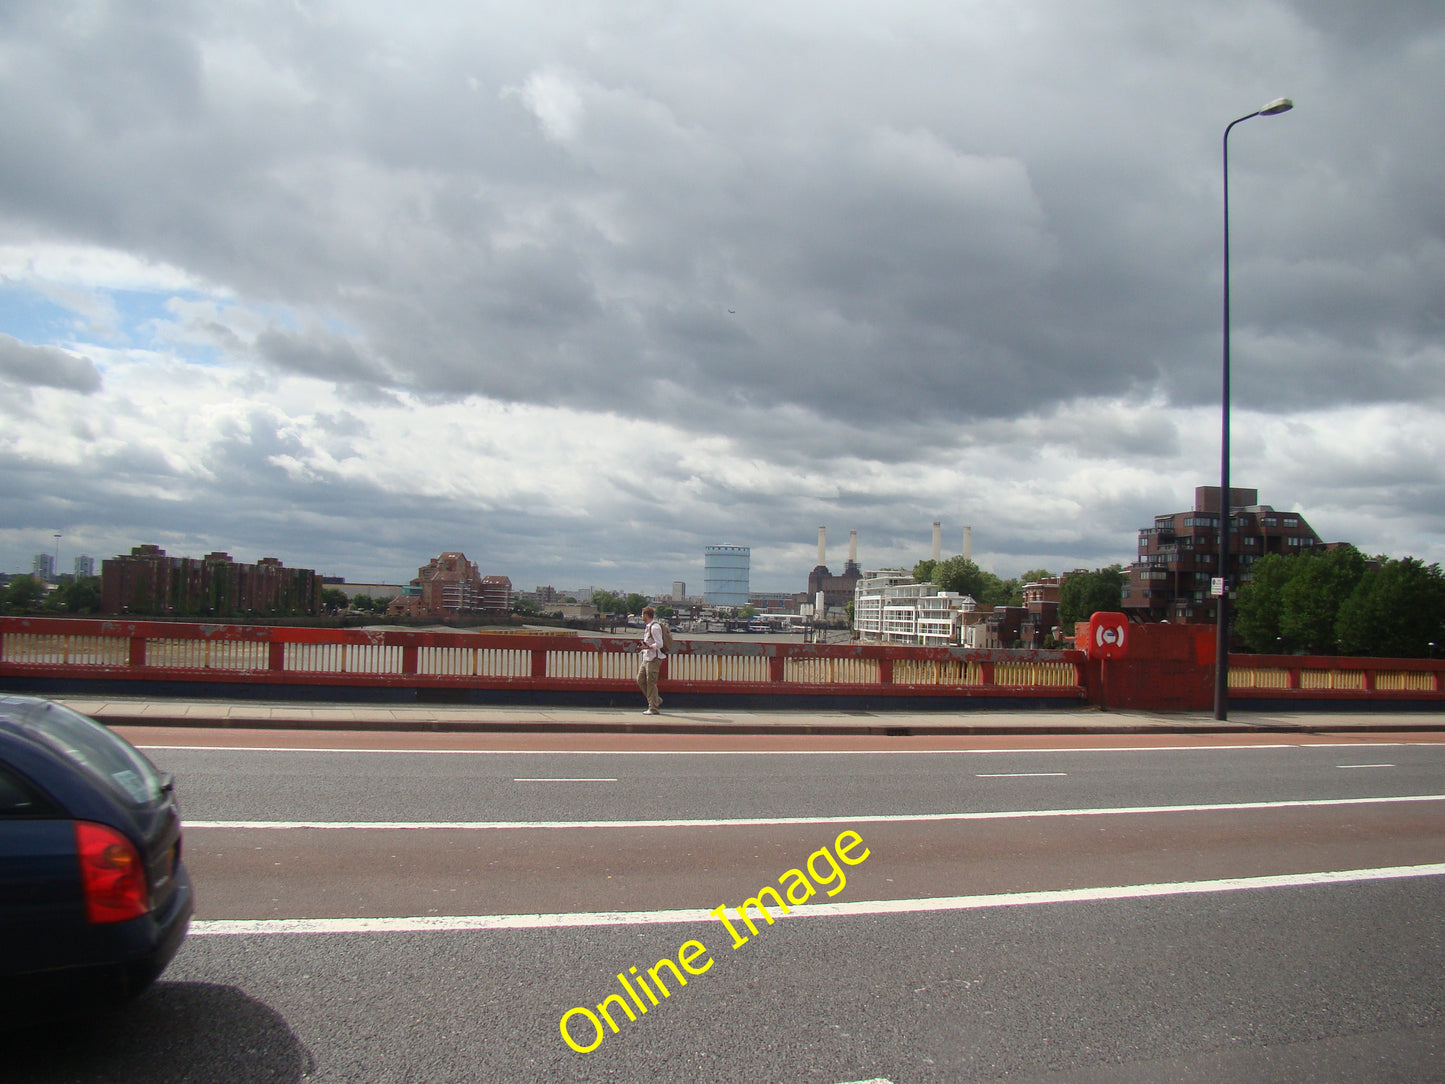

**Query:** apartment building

left=854, top=571, right=979, bottom=647
left=1123, top=486, right=1323, bottom=624
left=100, top=545, right=321, bottom=616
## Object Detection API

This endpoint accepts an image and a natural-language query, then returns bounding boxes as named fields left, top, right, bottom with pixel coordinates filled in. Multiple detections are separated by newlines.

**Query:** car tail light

left=75, top=821, right=149, bottom=923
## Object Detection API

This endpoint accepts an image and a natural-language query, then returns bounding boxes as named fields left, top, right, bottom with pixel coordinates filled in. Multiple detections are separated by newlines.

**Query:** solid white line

left=136, top=741, right=1428, bottom=756
left=976, top=772, right=1068, bottom=778
left=182, top=792, right=1445, bottom=831
left=187, top=862, right=1445, bottom=936
left=1337, top=764, right=1395, bottom=769
left=513, top=777, right=618, bottom=782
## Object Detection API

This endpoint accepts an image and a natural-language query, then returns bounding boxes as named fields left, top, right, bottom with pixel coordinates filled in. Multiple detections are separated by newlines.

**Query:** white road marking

left=182, top=792, right=1445, bottom=831
left=135, top=741, right=1431, bottom=755
left=1337, top=763, right=1395, bottom=769
left=512, top=777, right=618, bottom=782
left=976, top=772, right=1068, bottom=778
left=188, top=862, right=1445, bottom=936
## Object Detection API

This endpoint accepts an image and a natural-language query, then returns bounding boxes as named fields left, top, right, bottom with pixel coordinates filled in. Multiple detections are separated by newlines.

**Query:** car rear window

left=3, top=699, right=165, bottom=807
left=0, top=762, right=62, bottom=817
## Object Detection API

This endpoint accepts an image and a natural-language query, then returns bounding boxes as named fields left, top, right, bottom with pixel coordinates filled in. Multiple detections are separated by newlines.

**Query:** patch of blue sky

left=322, top=313, right=364, bottom=338
left=0, top=284, right=80, bottom=347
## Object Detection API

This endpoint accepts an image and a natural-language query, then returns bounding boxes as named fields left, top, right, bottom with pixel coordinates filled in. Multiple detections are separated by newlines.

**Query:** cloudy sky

left=2, top=1, right=1442, bottom=596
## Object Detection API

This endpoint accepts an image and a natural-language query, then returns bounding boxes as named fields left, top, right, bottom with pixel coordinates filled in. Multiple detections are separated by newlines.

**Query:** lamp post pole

left=1216, top=97, right=1293, bottom=721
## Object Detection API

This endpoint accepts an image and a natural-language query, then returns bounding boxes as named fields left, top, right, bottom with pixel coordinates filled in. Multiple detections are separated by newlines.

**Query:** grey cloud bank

left=2, top=0, right=1443, bottom=593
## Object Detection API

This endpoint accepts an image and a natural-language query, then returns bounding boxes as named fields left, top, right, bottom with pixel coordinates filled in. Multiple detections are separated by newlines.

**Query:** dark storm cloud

left=0, top=334, right=100, bottom=392
left=7, top=0, right=1441, bottom=434
left=3, top=0, right=1444, bottom=583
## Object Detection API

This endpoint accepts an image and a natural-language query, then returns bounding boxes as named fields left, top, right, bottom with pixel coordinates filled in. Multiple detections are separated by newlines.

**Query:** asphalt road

left=7, top=728, right=1444, bottom=1083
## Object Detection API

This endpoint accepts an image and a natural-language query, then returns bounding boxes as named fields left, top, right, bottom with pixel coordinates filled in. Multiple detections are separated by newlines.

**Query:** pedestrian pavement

left=53, top=695, right=1445, bottom=735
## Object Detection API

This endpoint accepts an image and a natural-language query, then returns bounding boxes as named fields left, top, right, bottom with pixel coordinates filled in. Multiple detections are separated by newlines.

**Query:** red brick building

left=1123, top=487, right=1324, bottom=624
left=100, top=545, right=321, bottom=617
left=388, top=553, right=511, bottom=618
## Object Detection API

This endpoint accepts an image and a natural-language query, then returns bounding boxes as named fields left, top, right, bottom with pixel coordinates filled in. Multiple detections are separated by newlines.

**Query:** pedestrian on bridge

left=637, top=606, right=666, bottom=715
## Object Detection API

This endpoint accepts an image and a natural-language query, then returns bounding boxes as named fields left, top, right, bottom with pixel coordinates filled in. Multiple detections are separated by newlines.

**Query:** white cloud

left=2, top=0, right=1444, bottom=593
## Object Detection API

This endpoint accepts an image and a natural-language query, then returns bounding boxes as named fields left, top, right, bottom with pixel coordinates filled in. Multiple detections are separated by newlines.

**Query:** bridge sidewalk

left=53, top=695, right=1445, bottom=736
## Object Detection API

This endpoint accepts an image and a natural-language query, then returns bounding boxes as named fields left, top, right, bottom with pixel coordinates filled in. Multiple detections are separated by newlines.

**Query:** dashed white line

left=1338, top=763, right=1395, bottom=769
left=513, top=777, right=618, bottom=782
left=976, top=772, right=1068, bottom=778
left=188, top=862, right=1445, bottom=936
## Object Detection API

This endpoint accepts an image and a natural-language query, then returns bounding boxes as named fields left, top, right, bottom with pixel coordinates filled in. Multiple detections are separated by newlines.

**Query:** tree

left=3, top=575, right=45, bottom=613
left=321, top=587, right=350, bottom=612
left=1336, top=558, right=1445, bottom=658
left=930, top=556, right=985, bottom=598
left=591, top=590, right=623, bottom=614
left=1057, top=566, right=1125, bottom=628
left=912, top=559, right=937, bottom=583
left=1277, top=546, right=1366, bottom=654
left=55, top=575, right=102, bottom=614
left=1233, top=553, right=1296, bottom=653
left=623, top=593, right=650, bottom=616
left=928, top=556, right=1014, bottom=607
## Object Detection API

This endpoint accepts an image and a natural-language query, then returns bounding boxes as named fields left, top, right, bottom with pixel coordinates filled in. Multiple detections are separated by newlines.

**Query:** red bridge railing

left=4, top=617, right=1442, bottom=712
left=0, top=617, right=1084, bottom=706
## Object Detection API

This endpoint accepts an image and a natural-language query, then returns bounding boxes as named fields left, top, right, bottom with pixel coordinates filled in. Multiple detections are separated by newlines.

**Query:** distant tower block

left=931, top=521, right=942, bottom=562
left=704, top=545, right=750, bottom=607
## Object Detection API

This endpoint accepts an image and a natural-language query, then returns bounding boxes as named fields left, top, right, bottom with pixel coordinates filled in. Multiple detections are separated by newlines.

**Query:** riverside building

left=1123, top=486, right=1324, bottom=624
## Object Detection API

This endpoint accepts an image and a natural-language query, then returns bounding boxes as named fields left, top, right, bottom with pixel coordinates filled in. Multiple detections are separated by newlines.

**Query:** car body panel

left=0, top=696, right=193, bottom=1012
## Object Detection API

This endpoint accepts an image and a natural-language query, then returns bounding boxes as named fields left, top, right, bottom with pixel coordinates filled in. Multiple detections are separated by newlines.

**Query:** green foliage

left=1277, top=546, right=1366, bottom=654
left=1057, top=566, right=1125, bottom=628
left=1336, top=558, right=1445, bottom=658
left=1235, top=545, right=1385, bottom=655
left=738, top=605, right=757, bottom=619
left=3, top=575, right=46, bottom=613
left=321, top=587, right=350, bottom=611
left=55, top=575, right=102, bottom=614
left=591, top=590, right=624, bottom=614
left=1232, top=553, right=1295, bottom=652
left=623, top=593, right=650, bottom=615
left=911, top=559, right=936, bottom=583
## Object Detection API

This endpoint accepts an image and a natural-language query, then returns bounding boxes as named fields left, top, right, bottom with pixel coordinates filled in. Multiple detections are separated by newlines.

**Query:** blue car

left=0, top=695, right=193, bottom=1015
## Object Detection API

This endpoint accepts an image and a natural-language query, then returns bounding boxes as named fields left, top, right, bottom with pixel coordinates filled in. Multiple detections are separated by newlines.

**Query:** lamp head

left=1259, top=97, right=1294, bottom=116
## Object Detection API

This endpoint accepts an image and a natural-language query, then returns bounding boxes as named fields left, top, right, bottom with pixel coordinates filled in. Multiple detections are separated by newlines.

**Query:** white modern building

left=854, top=571, right=978, bottom=647
left=704, top=544, right=750, bottom=608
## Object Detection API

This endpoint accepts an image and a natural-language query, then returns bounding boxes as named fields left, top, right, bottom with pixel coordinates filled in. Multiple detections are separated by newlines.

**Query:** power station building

left=807, top=527, right=863, bottom=612
left=704, top=544, right=750, bottom=607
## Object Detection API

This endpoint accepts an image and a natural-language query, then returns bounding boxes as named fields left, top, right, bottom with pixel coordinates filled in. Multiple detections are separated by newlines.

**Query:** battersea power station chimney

left=931, top=521, right=942, bottom=562
left=817, top=526, right=827, bottom=567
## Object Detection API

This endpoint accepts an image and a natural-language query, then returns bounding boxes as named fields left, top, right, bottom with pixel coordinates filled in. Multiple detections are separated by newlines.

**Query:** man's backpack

left=657, top=621, right=675, bottom=655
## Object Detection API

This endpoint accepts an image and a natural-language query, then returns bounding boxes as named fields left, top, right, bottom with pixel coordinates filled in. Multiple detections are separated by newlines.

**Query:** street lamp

left=1216, top=97, right=1293, bottom=721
